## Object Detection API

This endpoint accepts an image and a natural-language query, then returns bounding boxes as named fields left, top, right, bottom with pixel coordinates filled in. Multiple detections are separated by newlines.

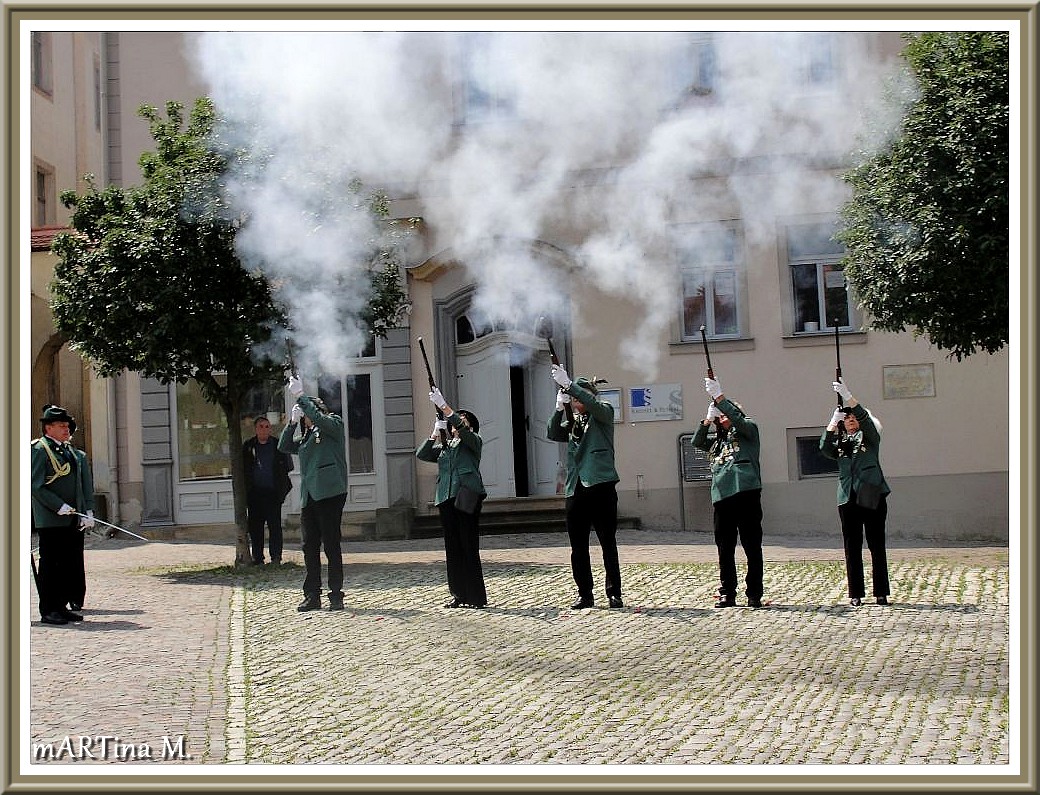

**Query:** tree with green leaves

left=51, top=98, right=410, bottom=565
left=838, top=31, right=1009, bottom=360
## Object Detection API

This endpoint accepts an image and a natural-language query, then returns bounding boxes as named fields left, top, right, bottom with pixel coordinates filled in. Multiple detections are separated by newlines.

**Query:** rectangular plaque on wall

left=882, top=364, right=936, bottom=399
left=627, top=384, right=683, bottom=422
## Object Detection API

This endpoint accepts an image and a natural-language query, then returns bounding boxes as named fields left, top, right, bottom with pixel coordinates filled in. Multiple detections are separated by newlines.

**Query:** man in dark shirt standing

left=243, top=416, right=294, bottom=565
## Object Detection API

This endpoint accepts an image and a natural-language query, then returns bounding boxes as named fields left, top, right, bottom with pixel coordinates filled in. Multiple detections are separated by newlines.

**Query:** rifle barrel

left=417, top=336, right=448, bottom=445
left=699, top=325, right=715, bottom=379
left=833, top=320, right=843, bottom=407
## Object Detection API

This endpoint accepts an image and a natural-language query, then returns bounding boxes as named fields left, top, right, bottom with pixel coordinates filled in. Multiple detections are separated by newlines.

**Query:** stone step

left=410, top=510, right=641, bottom=539
left=155, top=496, right=640, bottom=543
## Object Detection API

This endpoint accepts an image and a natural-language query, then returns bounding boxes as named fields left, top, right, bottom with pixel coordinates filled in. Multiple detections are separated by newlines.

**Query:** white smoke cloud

left=189, top=29, right=904, bottom=379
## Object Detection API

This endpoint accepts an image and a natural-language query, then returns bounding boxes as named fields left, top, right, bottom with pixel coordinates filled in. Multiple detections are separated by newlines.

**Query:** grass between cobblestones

left=156, top=558, right=1010, bottom=766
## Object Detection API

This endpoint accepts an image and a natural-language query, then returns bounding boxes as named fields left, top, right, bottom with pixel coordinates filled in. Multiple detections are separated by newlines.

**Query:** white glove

left=833, top=380, right=852, bottom=402
left=429, top=388, right=447, bottom=409
left=433, top=419, right=448, bottom=434
left=551, top=364, right=572, bottom=388
left=290, top=404, right=303, bottom=424
left=79, top=509, right=95, bottom=529
left=287, top=375, right=304, bottom=398
left=706, top=404, right=722, bottom=422
left=57, top=503, right=75, bottom=516
left=555, top=389, right=571, bottom=412
left=704, top=377, right=723, bottom=400
left=830, top=408, right=846, bottom=428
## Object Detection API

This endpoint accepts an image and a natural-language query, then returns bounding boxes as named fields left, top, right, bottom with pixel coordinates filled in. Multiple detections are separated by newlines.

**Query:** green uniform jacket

left=277, top=396, right=347, bottom=508
left=415, top=412, right=487, bottom=506
left=819, top=402, right=891, bottom=506
left=546, top=381, right=619, bottom=498
left=31, top=437, right=95, bottom=527
left=691, top=397, right=762, bottom=504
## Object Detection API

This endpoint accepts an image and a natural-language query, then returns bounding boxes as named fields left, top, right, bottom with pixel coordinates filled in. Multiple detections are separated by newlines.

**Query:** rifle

left=417, top=336, right=448, bottom=446
left=285, top=336, right=299, bottom=378
left=833, top=318, right=843, bottom=408
left=699, top=325, right=723, bottom=433
left=535, top=316, right=575, bottom=426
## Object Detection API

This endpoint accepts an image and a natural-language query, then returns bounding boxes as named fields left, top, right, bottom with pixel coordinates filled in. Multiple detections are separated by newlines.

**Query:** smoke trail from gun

left=191, top=28, right=906, bottom=379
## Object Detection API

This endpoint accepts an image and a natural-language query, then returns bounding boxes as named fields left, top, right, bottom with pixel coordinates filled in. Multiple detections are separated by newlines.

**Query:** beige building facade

left=28, top=30, right=1010, bottom=542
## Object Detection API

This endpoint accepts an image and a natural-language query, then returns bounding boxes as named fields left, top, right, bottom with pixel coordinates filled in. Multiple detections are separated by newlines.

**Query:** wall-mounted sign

left=627, top=384, right=683, bottom=422
left=882, top=364, right=936, bottom=399
left=597, top=389, right=624, bottom=423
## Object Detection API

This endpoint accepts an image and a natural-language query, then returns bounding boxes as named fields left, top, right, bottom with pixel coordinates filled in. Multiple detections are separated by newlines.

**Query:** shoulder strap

left=35, top=437, right=71, bottom=484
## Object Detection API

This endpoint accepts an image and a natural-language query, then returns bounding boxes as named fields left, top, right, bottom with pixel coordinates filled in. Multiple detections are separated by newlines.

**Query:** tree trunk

left=221, top=391, right=252, bottom=567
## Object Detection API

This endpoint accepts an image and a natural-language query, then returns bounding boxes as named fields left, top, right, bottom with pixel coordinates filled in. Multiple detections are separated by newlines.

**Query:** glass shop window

left=317, top=374, right=375, bottom=475
left=177, top=377, right=288, bottom=481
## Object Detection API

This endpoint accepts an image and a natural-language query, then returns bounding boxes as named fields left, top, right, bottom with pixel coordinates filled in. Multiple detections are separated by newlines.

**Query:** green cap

left=40, top=404, right=77, bottom=434
left=574, top=377, right=599, bottom=394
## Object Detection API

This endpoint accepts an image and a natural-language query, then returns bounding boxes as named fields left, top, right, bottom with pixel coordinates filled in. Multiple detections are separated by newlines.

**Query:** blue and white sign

left=627, top=384, right=683, bottom=422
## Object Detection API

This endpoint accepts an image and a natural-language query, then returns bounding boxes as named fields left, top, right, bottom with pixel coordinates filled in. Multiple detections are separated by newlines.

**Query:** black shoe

left=61, top=609, right=84, bottom=622
left=444, top=598, right=461, bottom=608
left=570, top=597, right=594, bottom=610
left=464, top=603, right=487, bottom=609
left=328, top=601, right=344, bottom=611
left=68, top=602, right=82, bottom=611
left=748, top=598, right=762, bottom=609
left=850, top=598, right=862, bottom=607
left=270, top=559, right=282, bottom=566
left=714, top=596, right=736, bottom=608
left=41, top=612, right=69, bottom=625
left=608, top=596, right=624, bottom=609
left=297, top=597, right=321, bottom=612
left=876, top=596, right=890, bottom=606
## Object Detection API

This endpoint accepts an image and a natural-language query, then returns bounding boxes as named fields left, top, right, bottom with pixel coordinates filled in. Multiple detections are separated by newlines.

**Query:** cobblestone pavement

left=25, top=529, right=1012, bottom=783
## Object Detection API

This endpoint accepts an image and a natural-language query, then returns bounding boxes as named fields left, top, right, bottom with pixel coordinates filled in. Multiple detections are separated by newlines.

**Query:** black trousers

left=438, top=498, right=488, bottom=606
left=36, top=519, right=83, bottom=616
left=838, top=493, right=890, bottom=599
left=247, top=487, right=284, bottom=564
left=565, top=481, right=621, bottom=600
left=300, top=493, right=347, bottom=601
left=713, top=488, right=764, bottom=601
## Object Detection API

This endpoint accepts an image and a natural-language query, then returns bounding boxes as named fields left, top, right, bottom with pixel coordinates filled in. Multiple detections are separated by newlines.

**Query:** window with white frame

left=32, top=32, right=53, bottom=94
left=803, top=33, right=839, bottom=87
left=788, top=428, right=839, bottom=479
left=673, top=33, right=719, bottom=106
left=458, top=32, right=516, bottom=124
left=676, top=223, right=742, bottom=340
left=34, top=165, right=53, bottom=227
left=93, top=55, right=102, bottom=131
left=787, top=221, right=850, bottom=333
left=317, top=374, right=375, bottom=474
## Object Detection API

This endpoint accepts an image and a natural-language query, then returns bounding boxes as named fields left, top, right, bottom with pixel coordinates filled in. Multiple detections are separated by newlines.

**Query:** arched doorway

left=415, top=240, right=576, bottom=499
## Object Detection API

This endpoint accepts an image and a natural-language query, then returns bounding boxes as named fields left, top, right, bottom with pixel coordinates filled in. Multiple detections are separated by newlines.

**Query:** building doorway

left=455, top=332, right=560, bottom=498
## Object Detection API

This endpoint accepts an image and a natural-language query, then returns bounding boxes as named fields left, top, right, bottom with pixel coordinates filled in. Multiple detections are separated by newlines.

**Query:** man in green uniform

left=547, top=364, right=623, bottom=610
left=30, top=405, right=95, bottom=625
left=278, top=376, right=348, bottom=612
left=691, top=377, right=764, bottom=608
